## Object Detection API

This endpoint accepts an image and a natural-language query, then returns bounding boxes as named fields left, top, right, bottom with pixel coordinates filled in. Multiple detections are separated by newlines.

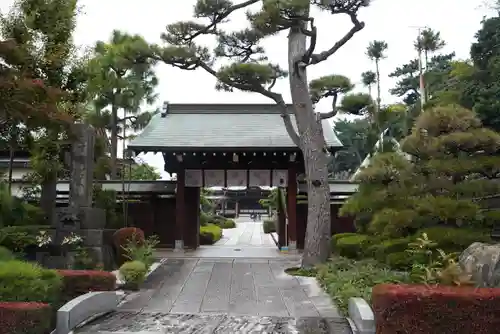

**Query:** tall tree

left=88, top=30, right=158, bottom=179
left=414, top=28, right=446, bottom=67
left=1, top=0, right=83, bottom=218
left=330, top=118, right=373, bottom=175
left=151, top=0, right=371, bottom=267
left=414, top=28, right=446, bottom=101
left=366, top=40, right=388, bottom=112
left=361, top=70, right=376, bottom=96
left=389, top=53, right=454, bottom=105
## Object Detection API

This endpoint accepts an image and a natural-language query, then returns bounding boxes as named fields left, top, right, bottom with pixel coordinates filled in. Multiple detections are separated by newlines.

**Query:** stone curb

left=347, top=297, right=375, bottom=334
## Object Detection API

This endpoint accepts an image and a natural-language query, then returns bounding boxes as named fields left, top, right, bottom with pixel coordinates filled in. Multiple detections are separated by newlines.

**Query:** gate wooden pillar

left=175, top=169, right=185, bottom=251
left=287, top=165, right=297, bottom=251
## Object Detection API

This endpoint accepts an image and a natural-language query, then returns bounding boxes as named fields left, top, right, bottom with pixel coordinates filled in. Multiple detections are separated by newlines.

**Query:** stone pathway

left=214, top=221, right=276, bottom=247
left=76, top=220, right=351, bottom=333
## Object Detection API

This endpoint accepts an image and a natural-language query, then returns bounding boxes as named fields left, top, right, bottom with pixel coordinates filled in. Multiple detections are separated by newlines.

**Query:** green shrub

left=0, top=246, right=14, bottom=261
left=220, top=219, right=236, bottom=229
left=122, top=235, right=159, bottom=270
left=200, top=211, right=210, bottom=226
left=331, top=233, right=360, bottom=249
left=384, top=252, right=415, bottom=270
left=418, top=226, right=491, bottom=252
left=316, top=257, right=410, bottom=315
left=0, top=260, right=61, bottom=303
left=0, top=225, right=50, bottom=252
left=263, top=219, right=276, bottom=233
left=119, top=261, right=147, bottom=290
left=369, top=237, right=414, bottom=261
left=334, top=234, right=371, bottom=259
left=200, top=224, right=222, bottom=245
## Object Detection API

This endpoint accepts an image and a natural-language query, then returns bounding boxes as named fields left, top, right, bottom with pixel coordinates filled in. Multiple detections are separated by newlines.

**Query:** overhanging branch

left=197, top=61, right=301, bottom=148
left=319, top=93, right=338, bottom=120
left=310, top=13, right=364, bottom=65
left=187, top=0, right=260, bottom=41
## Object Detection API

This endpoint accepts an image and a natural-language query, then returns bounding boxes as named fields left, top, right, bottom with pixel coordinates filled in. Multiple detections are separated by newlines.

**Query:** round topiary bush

left=119, top=261, right=147, bottom=291
left=112, top=227, right=145, bottom=266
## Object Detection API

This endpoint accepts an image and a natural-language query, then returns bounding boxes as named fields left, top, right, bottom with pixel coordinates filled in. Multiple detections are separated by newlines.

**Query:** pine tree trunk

left=288, top=25, right=331, bottom=268
left=375, top=60, right=381, bottom=112
left=7, top=144, right=14, bottom=194
left=110, top=104, right=118, bottom=179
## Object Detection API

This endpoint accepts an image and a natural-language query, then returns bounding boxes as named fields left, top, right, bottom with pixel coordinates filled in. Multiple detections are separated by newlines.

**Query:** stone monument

left=41, top=123, right=113, bottom=269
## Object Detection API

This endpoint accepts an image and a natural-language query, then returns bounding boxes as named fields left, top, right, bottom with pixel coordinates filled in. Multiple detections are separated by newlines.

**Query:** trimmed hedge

left=373, top=283, right=500, bottom=334
left=263, top=219, right=276, bottom=234
left=200, top=224, right=222, bottom=245
left=0, top=302, right=51, bottom=334
left=0, top=260, right=61, bottom=304
left=57, top=270, right=116, bottom=301
left=334, top=234, right=371, bottom=259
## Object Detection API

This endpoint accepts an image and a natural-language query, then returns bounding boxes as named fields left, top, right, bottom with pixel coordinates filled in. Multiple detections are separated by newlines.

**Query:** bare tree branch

left=319, top=93, right=338, bottom=119
left=309, top=12, right=364, bottom=65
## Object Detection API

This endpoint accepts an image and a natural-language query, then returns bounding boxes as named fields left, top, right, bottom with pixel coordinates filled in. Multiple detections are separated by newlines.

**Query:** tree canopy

left=341, top=105, right=500, bottom=237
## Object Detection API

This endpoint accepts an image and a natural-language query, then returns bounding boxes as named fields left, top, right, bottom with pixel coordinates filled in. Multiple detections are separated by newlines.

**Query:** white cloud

left=1, top=0, right=492, bottom=179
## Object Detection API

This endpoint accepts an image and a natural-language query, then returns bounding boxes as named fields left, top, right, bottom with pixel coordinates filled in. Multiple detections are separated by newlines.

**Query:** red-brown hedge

left=112, top=227, right=145, bottom=265
left=0, top=302, right=51, bottom=334
left=372, top=283, right=500, bottom=334
left=57, top=270, right=116, bottom=301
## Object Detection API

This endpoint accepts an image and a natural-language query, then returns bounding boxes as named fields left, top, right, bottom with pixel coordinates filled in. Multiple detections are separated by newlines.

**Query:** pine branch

left=310, top=12, right=364, bottom=65
left=197, top=61, right=301, bottom=147
left=319, top=93, right=338, bottom=120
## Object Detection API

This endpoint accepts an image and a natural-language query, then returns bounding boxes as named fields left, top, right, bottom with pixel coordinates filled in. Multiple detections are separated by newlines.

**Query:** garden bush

left=263, top=219, right=276, bottom=234
left=417, top=226, right=491, bottom=252
left=368, top=237, right=413, bottom=261
left=200, top=224, right=222, bottom=245
left=119, top=261, right=147, bottom=290
left=334, top=234, right=371, bottom=259
left=0, top=246, right=14, bottom=261
left=57, top=269, right=116, bottom=301
left=121, top=235, right=159, bottom=270
left=219, top=219, right=236, bottom=229
left=316, top=257, right=409, bottom=315
left=200, top=211, right=209, bottom=226
left=0, top=302, right=52, bottom=334
left=112, top=227, right=145, bottom=266
left=372, top=283, right=500, bottom=334
left=0, top=225, right=51, bottom=252
left=0, top=260, right=61, bottom=303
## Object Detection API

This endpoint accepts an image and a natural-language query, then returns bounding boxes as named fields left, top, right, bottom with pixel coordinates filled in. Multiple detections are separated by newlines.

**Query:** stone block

left=459, top=242, right=500, bottom=287
left=80, top=207, right=106, bottom=229
left=82, top=229, right=105, bottom=246
left=348, top=297, right=375, bottom=334
left=56, top=291, right=118, bottom=334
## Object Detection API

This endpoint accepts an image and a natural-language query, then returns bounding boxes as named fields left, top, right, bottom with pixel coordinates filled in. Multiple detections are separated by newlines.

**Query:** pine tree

left=341, top=105, right=500, bottom=237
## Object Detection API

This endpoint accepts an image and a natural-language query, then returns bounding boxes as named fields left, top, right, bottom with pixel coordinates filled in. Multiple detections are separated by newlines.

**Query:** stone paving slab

left=76, top=311, right=352, bottom=333
left=214, top=221, right=276, bottom=247
left=116, top=258, right=342, bottom=318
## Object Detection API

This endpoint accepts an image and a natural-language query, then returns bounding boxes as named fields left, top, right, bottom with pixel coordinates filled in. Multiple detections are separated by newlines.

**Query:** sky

left=0, top=0, right=494, bottom=179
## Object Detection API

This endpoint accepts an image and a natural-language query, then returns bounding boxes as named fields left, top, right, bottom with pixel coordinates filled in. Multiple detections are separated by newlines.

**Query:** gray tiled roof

left=128, top=104, right=342, bottom=150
